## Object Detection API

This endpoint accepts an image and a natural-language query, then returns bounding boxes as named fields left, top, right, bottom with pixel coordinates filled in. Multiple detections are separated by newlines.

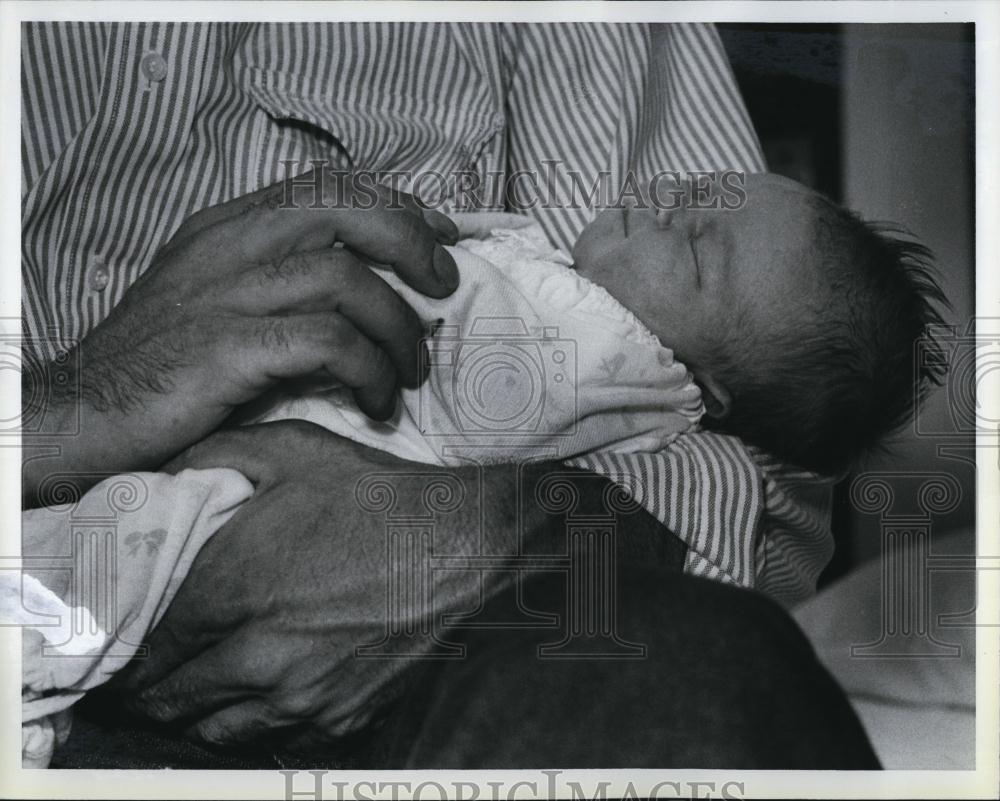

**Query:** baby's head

left=572, top=172, right=948, bottom=475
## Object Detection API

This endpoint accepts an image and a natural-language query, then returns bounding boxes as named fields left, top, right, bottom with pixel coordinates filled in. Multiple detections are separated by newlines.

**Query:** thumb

left=160, top=423, right=293, bottom=486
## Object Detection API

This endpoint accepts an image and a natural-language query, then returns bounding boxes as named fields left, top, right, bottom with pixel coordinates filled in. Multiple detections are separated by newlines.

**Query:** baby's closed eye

left=689, top=235, right=702, bottom=288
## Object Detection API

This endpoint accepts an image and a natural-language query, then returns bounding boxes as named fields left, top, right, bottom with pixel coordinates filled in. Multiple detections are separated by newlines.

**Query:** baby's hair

left=705, top=196, right=950, bottom=475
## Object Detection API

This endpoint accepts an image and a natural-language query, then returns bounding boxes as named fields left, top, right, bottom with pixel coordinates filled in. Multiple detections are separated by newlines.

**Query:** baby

left=570, top=172, right=948, bottom=475
left=253, top=172, right=948, bottom=477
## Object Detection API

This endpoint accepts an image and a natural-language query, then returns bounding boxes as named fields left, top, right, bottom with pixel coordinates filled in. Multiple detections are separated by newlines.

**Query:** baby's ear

left=696, top=372, right=732, bottom=420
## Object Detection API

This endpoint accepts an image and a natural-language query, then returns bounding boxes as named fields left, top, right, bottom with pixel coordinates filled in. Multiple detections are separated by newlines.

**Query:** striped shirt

left=22, top=21, right=831, bottom=604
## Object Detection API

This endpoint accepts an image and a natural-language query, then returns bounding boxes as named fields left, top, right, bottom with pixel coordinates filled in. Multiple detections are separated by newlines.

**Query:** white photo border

left=1, top=2, right=996, bottom=799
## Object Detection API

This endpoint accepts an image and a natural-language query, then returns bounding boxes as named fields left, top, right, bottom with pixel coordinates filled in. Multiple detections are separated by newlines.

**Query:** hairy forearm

left=21, top=347, right=189, bottom=509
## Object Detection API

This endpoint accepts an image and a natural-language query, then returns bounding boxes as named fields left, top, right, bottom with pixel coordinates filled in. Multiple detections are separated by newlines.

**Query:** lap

left=54, top=499, right=685, bottom=768
left=55, top=560, right=877, bottom=770
left=384, top=567, right=879, bottom=769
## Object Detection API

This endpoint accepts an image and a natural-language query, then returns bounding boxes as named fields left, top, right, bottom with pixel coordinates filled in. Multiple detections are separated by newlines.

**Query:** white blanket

left=12, top=468, right=253, bottom=767
left=250, top=212, right=703, bottom=462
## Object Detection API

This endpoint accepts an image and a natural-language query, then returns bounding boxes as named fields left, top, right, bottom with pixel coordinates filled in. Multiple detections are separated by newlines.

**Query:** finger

left=230, top=314, right=399, bottom=420
left=229, top=249, right=429, bottom=388
left=171, top=193, right=253, bottom=243
left=189, top=170, right=460, bottom=299
left=128, top=638, right=265, bottom=724
left=170, top=166, right=331, bottom=243
left=160, top=425, right=289, bottom=483
left=381, top=186, right=458, bottom=245
left=111, top=606, right=225, bottom=695
left=281, top=723, right=334, bottom=754
left=182, top=169, right=457, bottom=246
left=332, top=208, right=460, bottom=299
left=229, top=172, right=461, bottom=299
left=278, top=170, right=460, bottom=248
left=186, top=700, right=279, bottom=747
left=421, top=207, right=460, bottom=245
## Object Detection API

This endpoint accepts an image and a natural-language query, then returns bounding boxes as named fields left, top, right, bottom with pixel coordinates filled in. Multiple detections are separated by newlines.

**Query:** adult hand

left=23, top=170, right=459, bottom=507
left=110, top=421, right=525, bottom=749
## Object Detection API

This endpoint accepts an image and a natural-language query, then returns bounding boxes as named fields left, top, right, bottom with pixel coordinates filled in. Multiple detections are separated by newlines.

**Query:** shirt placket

left=73, top=24, right=194, bottom=338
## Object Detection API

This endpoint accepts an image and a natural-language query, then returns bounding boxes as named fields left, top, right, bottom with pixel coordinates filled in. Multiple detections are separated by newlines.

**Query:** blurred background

left=718, top=23, right=976, bottom=582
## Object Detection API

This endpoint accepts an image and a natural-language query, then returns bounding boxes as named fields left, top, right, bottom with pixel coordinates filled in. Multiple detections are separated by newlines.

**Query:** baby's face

left=572, top=173, right=824, bottom=373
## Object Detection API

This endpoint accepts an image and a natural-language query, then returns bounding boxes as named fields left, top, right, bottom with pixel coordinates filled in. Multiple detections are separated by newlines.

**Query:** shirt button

left=140, top=51, right=168, bottom=83
left=88, top=257, right=109, bottom=292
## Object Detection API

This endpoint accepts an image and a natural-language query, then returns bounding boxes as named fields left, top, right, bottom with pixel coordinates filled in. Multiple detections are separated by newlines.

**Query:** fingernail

left=433, top=245, right=459, bottom=293
left=365, top=390, right=398, bottom=422
left=434, top=223, right=459, bottom=246
left=423, top=209, right=459, bottom=245
left=418, top=337, right=431, bottom=385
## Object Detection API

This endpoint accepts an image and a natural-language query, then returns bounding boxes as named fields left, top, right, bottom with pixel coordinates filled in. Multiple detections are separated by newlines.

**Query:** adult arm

left=22, top=170, right=459, bottom=508
left=109, top=420, right=666, bottom=749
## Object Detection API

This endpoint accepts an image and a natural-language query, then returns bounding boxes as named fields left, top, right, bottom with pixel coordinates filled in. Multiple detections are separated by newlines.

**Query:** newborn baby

left=571, top=172, right=948, bottom=475
left=253, top=172, right=947, bottom=477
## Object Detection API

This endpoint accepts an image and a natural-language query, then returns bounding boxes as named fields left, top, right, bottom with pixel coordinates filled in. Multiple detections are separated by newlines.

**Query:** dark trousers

left=381, top=566, right=879, bottom=768
left=53, top=514, right=878, bottom=770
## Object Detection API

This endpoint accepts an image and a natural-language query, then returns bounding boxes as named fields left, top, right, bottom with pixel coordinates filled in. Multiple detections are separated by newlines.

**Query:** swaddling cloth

left=14, top=468, right=254, bottom=767
left=251, top=212, right=703, bottom=463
